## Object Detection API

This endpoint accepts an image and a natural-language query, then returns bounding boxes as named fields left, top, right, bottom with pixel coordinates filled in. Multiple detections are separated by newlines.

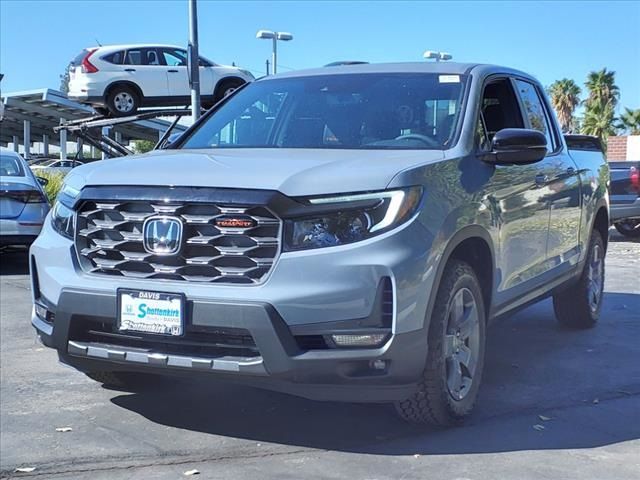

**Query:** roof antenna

left=95, top=38, right=102, bottom=47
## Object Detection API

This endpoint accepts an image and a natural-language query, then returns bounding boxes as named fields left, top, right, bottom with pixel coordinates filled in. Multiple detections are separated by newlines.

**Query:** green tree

left=59, top=65, right=71, bottom=95
left=582, top=101, right=616, bottom=141
left=584, top=68, right=620, bottom=109
left=582, top=68, right=620, bottom=144
left=132, top=139, right=156, bottom=154
left=616, top=107, right=640, bottom=135
left=548, top=79, right=581, bottom=132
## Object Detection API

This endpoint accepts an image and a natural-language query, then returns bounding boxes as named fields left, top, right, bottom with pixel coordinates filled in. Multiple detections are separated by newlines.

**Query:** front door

left=477, top=78, right=552, bottom=297
left=159, top=48, right=190, bottom=99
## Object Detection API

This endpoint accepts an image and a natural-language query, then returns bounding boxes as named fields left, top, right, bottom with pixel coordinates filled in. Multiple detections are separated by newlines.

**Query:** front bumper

left=30, top=216, right=436, bottom=402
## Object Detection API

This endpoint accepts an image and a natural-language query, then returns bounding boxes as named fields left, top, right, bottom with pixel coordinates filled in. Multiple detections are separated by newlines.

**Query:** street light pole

left=256, top=30, right=293, bottom=75
left=188, top=0, right=201, bottom=120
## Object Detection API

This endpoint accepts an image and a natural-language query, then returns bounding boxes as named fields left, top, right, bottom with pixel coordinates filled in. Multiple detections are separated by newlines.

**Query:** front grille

left=75, top=199, right=281, bottom=284
left=70, top=318, right=260, bottom=358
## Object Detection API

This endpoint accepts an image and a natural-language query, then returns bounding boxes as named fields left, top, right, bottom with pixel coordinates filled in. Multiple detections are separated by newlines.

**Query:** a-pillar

left=23, top=120, right=31, bottom=160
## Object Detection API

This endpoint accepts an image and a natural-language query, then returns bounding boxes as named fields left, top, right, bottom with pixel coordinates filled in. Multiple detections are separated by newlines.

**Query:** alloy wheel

left=587, top=242, right=604, bottom=312
left=114, top=92, right=135, bottom=113
left=444, top=287, right=481, bottom=401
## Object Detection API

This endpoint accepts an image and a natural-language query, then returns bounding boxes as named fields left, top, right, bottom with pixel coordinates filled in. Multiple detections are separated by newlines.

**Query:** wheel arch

left=104, top=81, right=143, bottom=102
left=213, top=76, right=247, bottom=97
left=425, top=225, right=496, bottom=326
left=592, top=204, right=609, bottom=252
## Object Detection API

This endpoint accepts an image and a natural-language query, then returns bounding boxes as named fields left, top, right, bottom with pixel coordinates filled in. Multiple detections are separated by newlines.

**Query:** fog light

left=331, top=333, right=388, bottom=347
left=35, top=303, right=48, bottom=320
left=371, top=359, right=387, bottom=370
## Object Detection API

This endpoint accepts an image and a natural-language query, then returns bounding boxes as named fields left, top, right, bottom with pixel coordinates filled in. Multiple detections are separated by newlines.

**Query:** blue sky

left=1, top=0, right=639, bottom=112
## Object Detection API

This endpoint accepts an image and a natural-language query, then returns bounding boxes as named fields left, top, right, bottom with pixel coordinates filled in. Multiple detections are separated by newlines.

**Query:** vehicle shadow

left=0, top=248, right=30, bottom=275
left=111, top=291, right=640, bottom=455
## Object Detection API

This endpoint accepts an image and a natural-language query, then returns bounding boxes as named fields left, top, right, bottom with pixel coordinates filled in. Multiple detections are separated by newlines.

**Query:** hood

left=69, top=148, right=444, bottom=197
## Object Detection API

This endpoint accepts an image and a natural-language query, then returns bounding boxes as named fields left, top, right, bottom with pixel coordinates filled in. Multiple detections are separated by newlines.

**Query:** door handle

left=124, top=68, right=136, bottom=72
left=168, top=69, right=179, bottom=73
left=535, top=173, right=549, bottom=186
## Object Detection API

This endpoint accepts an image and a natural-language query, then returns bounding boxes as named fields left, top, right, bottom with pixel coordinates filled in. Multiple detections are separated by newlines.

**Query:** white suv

left=67, top=44, right=254, bottom=116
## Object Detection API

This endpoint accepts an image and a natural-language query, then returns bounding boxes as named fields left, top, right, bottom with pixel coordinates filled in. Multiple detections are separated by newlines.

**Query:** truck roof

left=267, top=62, right=536, bottom=83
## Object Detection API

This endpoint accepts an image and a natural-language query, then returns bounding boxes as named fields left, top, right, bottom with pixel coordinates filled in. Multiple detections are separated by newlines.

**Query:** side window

left=477, top=78, right=525, bottom=150
left=161, top=49, right=187, bottom=67
left=515, top=79, right=555, bottom=151
left=124, top=49, right=142, bottom=65
left=103, top=51, right=124, bottom=65
left=144, top=48, right=160, bottom=66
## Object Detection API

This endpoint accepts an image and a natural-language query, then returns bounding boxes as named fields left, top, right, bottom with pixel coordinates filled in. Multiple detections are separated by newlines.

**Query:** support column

left=101, top=127, right=111, bottom=160
left=12, top=136, right=19, bottom=153
left=23, top=120, right=31, bottom=160
left=42, top=134, right=50, bottom=157
left=114, top=131, right=123, bottom=145
left=76, top=137, right=84, bottom=159
left=59, top=132, right=67, bottom=161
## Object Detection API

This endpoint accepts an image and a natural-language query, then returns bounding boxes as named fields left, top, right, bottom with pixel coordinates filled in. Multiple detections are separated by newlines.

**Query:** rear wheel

left=614, top=219, right=640, bottom=238
left=395, top=260, right=486, bottom=426
left=553, top=230, right=605, bottom=328
left=105, top=85, right=140, bottom=117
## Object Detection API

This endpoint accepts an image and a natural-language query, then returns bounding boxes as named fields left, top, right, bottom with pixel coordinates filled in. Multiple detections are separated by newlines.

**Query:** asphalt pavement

left=1, top=230, right=638, bottom=479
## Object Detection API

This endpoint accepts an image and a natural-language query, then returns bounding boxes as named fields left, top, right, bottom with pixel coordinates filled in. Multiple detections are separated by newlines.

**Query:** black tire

left=105, top=85, right=140, bottom=117
left=395, top=260, right=487, bottom=426
left=553, top=230, right=605, bottom=329
left=213, top=79, right=245, bottom=104
left=614, top=220, right=640, bottom=238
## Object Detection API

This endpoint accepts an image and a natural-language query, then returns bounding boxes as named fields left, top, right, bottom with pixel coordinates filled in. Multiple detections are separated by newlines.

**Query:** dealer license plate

left=118, top=289, right=184, bottom=336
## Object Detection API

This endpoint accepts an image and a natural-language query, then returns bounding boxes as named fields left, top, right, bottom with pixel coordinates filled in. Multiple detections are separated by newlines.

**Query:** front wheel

left=213, top=79, right=245, bottom=104
left=395, top=260, right=486, bottom=426
left=614, top=219, right=640, bottom=238
left=553, top=230, right=605, bottom=328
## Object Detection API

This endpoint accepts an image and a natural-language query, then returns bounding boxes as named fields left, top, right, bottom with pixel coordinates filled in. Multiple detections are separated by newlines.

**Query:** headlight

left=284, top=187, right=422, bottom=251
left=51, top=201, right=75, bottom=239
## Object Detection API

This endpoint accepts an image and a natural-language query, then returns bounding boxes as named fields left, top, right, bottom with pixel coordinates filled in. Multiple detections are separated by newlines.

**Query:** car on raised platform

left=67, top=44, right=254, bottom=116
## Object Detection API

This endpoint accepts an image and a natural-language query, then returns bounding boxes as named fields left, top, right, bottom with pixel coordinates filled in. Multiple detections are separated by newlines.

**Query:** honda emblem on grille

left=143, top=216, right=183, bottom=255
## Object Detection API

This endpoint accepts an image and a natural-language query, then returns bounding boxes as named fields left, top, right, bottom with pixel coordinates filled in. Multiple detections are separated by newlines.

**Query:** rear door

left=122, top=48, right=169, bottom=98
left=513, top=79, right=582, bottom=269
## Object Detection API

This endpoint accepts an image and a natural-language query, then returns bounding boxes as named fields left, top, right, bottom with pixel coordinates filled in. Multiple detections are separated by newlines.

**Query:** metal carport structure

left=0, top=89, right=186, bottom=158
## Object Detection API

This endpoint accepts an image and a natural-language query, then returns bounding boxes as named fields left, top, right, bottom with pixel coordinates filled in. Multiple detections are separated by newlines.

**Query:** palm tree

left=582, top=101, right=617, bottom=143
left=548, top=79, right=581, bottom=132
left=616, top=108, right=640, bottom=135
left=584, top=68, right=620, bottom=109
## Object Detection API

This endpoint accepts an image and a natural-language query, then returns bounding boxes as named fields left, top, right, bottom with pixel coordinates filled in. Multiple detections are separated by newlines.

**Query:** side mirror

left=482, top=128, right=547, bottom=165
left=36, top=176, right=49, bottom=186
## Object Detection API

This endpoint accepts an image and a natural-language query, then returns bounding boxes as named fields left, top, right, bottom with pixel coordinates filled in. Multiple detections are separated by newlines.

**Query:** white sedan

left=31, top=159, right=83, bottom=175
left=67, top=44, right=254, bottom=116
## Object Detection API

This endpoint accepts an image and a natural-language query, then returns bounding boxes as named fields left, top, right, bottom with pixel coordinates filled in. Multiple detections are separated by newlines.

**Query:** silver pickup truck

left=30, top=62, right=609, bottom=426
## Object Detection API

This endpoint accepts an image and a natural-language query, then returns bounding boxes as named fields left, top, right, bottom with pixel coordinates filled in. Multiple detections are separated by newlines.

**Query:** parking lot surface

left=1, top=231, right=639, bottom=479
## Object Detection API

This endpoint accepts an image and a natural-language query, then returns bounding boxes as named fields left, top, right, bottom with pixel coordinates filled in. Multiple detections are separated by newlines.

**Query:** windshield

left=181, top=73, right=467, bottom=150
left=0, top=155, right=25, bottom=177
